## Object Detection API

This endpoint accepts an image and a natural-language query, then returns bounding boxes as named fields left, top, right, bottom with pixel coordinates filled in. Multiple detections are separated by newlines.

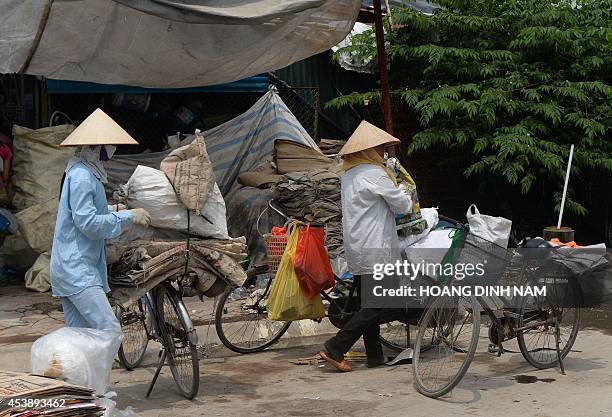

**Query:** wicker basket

left=264, top=233, right=288, bottom=276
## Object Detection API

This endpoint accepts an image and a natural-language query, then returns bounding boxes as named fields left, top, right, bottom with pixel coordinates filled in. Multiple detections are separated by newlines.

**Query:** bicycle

left=114, top=279, right=200, bottom=399
left=214, top=200, right=415, bottom=354
left=411, top=228, right=582, bottom=398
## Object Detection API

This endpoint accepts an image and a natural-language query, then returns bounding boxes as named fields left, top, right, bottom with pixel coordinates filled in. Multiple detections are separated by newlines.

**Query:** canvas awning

left=0, top=0, right=361, bottom=88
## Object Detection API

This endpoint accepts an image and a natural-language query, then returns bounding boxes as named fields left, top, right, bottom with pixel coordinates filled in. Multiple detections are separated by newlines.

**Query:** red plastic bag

left=293, top=224, right=335, bottom=298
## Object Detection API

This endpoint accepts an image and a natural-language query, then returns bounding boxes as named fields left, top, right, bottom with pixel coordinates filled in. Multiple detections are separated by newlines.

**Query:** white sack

left=11, top=124, right=75, bottom=210
left=24, top=252, right=51, bottom=293
left=31, top=327, right=123, bottom=394
left=15, top=198, right=58, bottom=253
left=466, top=204, right=512, bottom=248
left=126, top=165, right=229, bottom=239
left=404, top=229, right=454, bottom=266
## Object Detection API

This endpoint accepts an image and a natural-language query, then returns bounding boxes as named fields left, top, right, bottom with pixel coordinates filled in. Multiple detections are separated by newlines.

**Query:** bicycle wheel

left=215, top=277, right=291, bottom=354
left=155, top=285, right=200, bottom=399
left=380, top=321, right=412, bottom=352
left=517, top=276, right=581, bottom=369
left=116, top=298, right=150, bottom=370
left=413, top=295, right=480, bottom=398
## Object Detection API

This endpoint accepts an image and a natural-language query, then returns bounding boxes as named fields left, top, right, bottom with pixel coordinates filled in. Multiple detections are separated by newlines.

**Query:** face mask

left=100, top=145, right=116, bottom=161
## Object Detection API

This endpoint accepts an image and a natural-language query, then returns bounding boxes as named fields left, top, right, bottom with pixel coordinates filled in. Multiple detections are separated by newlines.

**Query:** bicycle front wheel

left=413, top=295, right=480, bottom=398
left=116, top=298, right=150, bottom=370
left=215, top=280, right=291, bottom=354
left=155, top=285, right=200, bottom=399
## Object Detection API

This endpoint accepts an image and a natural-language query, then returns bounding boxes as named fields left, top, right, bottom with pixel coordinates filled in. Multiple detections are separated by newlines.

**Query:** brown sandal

left=319, top=351, right=352, bottom=372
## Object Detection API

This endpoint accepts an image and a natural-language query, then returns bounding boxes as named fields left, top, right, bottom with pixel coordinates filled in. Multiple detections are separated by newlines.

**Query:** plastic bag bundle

left=466, top=204, right=512, bottom=248
left=293, top=225, right=335, bottom=299
left=267, top=224, right=326, bottom=321
left=30, top=327, right=123, bottom=394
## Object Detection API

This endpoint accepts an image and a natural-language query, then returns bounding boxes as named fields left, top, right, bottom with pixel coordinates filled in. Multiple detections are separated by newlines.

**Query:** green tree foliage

left=329, top=0, right=611, bottom=215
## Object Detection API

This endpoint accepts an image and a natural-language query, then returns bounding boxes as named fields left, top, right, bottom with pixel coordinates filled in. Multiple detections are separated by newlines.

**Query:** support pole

left=373, top=0, right=394, bottom=135
left=557, top=144, right=574, bottom=228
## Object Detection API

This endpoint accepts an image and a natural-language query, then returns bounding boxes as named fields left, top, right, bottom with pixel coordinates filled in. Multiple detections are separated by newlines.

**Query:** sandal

left=367, top=356, right=393, bottom=368
left=319, top=351, right=352, bottom=372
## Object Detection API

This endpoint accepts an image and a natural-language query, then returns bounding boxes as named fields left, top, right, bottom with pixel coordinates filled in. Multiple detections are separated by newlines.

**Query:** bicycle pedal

left=488, top=343, right=500, bottom=354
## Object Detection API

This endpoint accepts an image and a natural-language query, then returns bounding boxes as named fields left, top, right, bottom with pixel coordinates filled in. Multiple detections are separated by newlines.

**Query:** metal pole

left=373, top=0, right=394, bottom=135
left=557, top=144, right=574, bottom=228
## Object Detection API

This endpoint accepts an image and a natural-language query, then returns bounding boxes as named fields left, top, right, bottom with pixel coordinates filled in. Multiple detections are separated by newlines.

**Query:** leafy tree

left=329, top=0, right=612, bottom=215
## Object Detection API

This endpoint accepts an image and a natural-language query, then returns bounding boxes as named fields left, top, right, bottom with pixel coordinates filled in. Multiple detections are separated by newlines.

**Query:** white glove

left=130, top=208, right=152, bottom=227
left=108, top=203, right=127, bottom=212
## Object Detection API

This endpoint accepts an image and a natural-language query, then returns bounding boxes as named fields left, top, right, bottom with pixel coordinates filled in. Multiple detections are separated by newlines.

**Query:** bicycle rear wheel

left=116, top=298, right=150, bottom=370
left=155, top=285, right=200, bottom=399
left=517, top=276, right=581, bottom=369
left=380, top=321, right=413, bottom=352
left=215, top=277, right=291, bottom=354
left=412, top=295, right=480, bottom=398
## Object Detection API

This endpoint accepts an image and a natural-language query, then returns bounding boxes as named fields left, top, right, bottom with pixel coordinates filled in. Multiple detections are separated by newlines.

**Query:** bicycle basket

left=264, top=233, right=288, bottom=276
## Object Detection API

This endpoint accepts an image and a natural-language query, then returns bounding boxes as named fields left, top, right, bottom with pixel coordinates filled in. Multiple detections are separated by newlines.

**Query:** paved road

left=2, top=285, right=612, bottom=416
left=2, top=330, right=612, bottom=417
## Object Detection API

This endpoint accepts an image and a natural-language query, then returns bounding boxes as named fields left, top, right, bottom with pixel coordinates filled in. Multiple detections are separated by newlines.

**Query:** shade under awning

left=0, top=0, right=360, bottom=88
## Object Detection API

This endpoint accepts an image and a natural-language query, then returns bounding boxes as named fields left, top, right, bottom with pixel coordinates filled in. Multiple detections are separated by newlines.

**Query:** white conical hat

left=60, top=108, right=139, bottom=146
left=338, top=120, right=400, bottom=156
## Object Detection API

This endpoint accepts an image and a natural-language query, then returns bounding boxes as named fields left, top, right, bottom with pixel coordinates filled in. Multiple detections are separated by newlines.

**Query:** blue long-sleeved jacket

left=50, top=162, right=132, bottom=297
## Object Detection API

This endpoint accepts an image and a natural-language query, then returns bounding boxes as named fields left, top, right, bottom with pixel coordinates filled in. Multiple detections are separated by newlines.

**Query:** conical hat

left=60, top=108, right=139, bottom=146
left=338, top=121, right=400, bottom=156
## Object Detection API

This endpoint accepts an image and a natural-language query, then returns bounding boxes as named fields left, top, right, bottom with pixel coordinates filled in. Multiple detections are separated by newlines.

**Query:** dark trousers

left=324, top=276, right=399, bottom=365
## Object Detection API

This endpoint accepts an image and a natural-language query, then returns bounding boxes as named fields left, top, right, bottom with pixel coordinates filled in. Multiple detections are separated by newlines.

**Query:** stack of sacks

left=274, top=139, right=333, bottom=174
left=318, top=139, right=346, bottom=156
left=9, top=124, right=76, bottom=292
left=272, top=169, right=343, bottom=258
left=109, top=237, right=247, bottom=307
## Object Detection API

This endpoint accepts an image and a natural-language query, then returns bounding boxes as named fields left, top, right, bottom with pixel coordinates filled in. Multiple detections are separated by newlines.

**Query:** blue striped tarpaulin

left=105, top=88, right=319, bottom=199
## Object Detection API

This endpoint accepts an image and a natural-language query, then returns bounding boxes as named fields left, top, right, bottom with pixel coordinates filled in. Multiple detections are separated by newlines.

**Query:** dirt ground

left=1, top=286, right=612, bottom=417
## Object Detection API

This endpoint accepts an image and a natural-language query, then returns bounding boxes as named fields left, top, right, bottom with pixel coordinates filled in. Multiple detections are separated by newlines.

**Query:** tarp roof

left=0, top=0, right=360, bottom=88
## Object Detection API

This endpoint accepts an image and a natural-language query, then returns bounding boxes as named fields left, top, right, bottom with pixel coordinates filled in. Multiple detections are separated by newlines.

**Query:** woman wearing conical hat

left=320, top=121, right=412, bottom=372
left=50, top=108, right=152, bottom=332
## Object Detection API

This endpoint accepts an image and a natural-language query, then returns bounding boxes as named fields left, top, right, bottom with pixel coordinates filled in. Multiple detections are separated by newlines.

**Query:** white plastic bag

left=30, top=327, right=123, bottom=394
left=126, top=165, right=229, bottom=239
left=466, top=204, right=512, bottom=248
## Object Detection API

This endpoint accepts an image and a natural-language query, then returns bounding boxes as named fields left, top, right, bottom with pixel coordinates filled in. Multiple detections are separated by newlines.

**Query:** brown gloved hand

left=130, top=208, right=152, bottom=227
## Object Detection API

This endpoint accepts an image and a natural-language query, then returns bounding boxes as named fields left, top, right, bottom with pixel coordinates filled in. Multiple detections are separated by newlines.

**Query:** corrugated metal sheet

left=45, top=75, right=268, bottom=94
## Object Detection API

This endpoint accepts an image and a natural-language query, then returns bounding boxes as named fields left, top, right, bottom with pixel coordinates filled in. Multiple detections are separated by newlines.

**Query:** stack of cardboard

left=318, top=139, right=346, bottom=156
left=0, top=371, right=102, bottom=417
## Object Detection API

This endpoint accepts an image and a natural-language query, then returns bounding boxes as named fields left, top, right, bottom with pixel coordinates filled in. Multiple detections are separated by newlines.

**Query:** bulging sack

left=267, top=224, right=326, bottom=321
left=293, top=225, right=334, bottom=298
left=125, top=165, right=229, bottom=239
left=30, top=327, right=123, bottom=394
left=466, top=204, right=512, bottom=248
left=160, top=130, right=215, bottom=214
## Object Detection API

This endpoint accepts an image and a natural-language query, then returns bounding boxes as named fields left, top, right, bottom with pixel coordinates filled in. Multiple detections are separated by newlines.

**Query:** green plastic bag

left=267, top=223, right=326, bottom=321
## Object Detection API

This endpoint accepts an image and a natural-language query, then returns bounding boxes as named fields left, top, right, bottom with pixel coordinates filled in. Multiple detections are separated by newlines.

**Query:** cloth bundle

left=272, top=169, right=343, bottom=258
left=109, top=237, right=247, bottom=308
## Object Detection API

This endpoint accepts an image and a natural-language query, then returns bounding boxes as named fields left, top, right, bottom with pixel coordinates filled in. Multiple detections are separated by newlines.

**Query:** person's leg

left=324, top=307, right=384, bottom=361
left=66, top=286, right=121, bottom=333
left=61, top=297, right=90, bottom=328
left=362, top=318, right=384, bottom=365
